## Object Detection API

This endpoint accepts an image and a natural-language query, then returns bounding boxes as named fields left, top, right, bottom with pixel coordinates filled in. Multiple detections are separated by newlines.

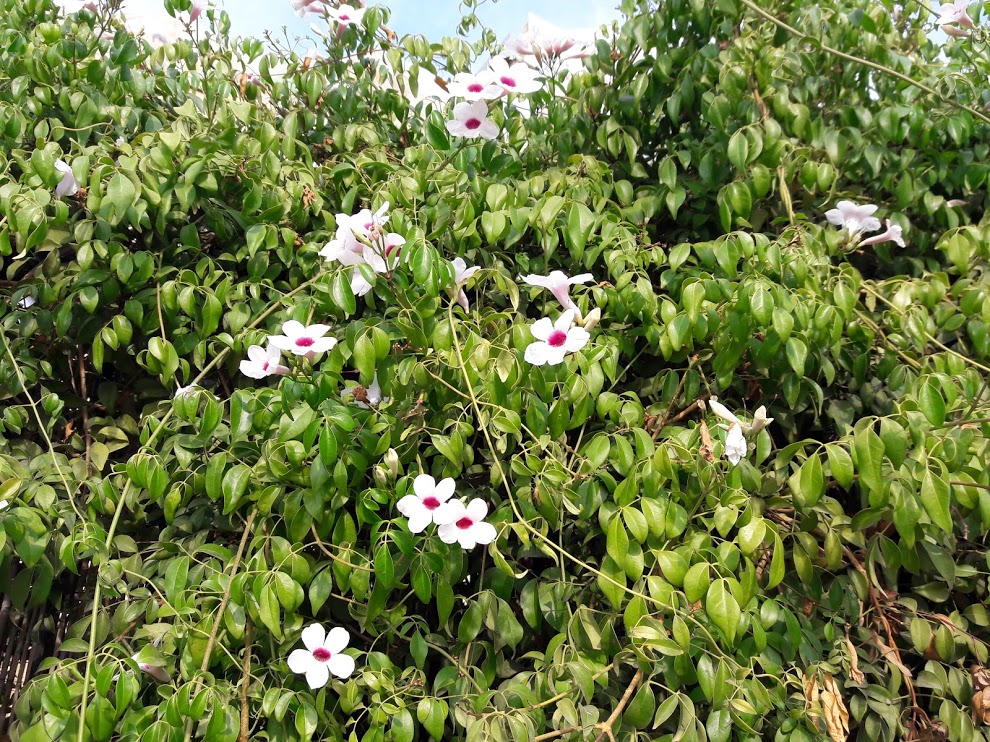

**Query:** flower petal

left=305, top=662, right=331, bottom=690
left=470, top=521, right=497, bottom=545
left=433, top=478, right=456, bottom=502
left=301, top=623, right=326, bottom=652
left=413, top=474, right=436, bottom=498
left=437, top=522, right=459, bottom=544
left=554, top=309, right=577, bottom=332
left=324, top=627, right=349, bottom=654
left=406, top=509, right=433, bottom=534
left=327, top=653, right=355, bottom=679
left=432, top=502, right=457, bottom=526
left=529, top=317, right=554, bottom=341
left=568, top=273, right=594, bottom=285
left=288, top=648, right=316, bottom=674
left=281, top=320, right=305, bottom=339
left=239, top=360, right=265, bottom=379
left=465, top=498, right=488, bottom=521
left=396, top=494, right=422, bottom=518
left=562, top=328, right=590, bottom=353
left=524, top=341, right=552, bottom=365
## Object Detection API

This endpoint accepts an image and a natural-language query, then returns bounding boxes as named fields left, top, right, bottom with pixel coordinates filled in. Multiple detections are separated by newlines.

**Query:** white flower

left=239, top=345, right=290, bottom=379
left=946, top=199, right=968, bottom=208
left=724, top=423, right=747, bottom=466
left=451, top=258, right=480, bottom=312
left=55, top=159, right=80, bottom=198
left=348, top=233, right=404, bottom=296
left=17, top=296, right=36, bottom=309
left=482, top=57, right=543, bottom=95
left=320, top=226, right=365, bottom=266
left=188, top=0, right=205, bottom=21
left=748, top=406, right=774, bottom=436
left=269, top=321, right=337, bottom=358
left=824, top=200, right=881, bottom=237
left=445, top=101, right=499, bottom=140
left=858, top=219, right=905, bottom=248
left=345, top=202, right=390, bottom=242
left=437, top=498, right=497, bottom=550
left=174, top=384, right=201, bottom=399
left=0, top=500, right=8, bottom=511
left=287, top=624, right=355, bottom=689
left=447, top=72, right=502, bottom=101
left=937, top=0, right=974, bottom=29
left=290, top=0, right=328, bottom=18
left=132, top=654, right=171, bottom=684
left=327, top=3, right=365, bottom=27
left=341, top=373, right=387, bottom=409
left=396, top=474, right=458, bottom=533
left=520, top=270, right=594, bottom=315
left=707, top=396, right=743, bottom=426
left=524, top=309, right=590, bottom=366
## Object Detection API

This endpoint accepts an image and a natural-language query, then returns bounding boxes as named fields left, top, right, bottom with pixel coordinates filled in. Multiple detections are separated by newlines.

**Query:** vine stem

left=738, top=0, right=990, bottom=127
left=593, top=668, right=643, bottom=742
left=76, top=274, right=321, bottom=742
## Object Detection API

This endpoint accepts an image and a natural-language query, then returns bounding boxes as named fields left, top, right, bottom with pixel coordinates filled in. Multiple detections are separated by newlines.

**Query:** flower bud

left=582, top=307, right=601, bottom=332
left=384, top=448, right=400, bottom=479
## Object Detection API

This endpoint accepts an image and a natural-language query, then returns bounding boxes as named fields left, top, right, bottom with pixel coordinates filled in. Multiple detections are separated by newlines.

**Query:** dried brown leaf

left=845, top=636, right=865, bottom=684
left=821, top=674, right=850, bottom=742
left=871, top=630, right=913, bottom=679
left=803, top=673, right=819, bottom=711
left=698, top=420, right=715, bottom=462
left=971, top=666, right=990, bottom=726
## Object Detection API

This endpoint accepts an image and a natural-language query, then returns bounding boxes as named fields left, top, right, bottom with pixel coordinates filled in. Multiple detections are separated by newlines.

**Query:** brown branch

left=535, top=727, right=581, bottom=741
left=594, top=668, right=644, bottom=742
left=239, top=619, right=252, bottom=742
left=309, top=524, right=372, bottom=572
left=79, top=349, right=91, bottom=466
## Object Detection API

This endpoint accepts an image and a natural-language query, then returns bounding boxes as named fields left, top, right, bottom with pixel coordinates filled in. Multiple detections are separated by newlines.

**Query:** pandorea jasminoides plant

left=288, top=625, right=355, bottom=689
left=437, top=499, right=497, bottom=549
left=396, top=474, right=457, bottom=533
left=447, top=72, right=502, bottom=101
left=269, top=321, right=337, bottom=358
left=451, top=258, right=480, bottom=311
left=483, top=57, right=543, bottom=95
left=55, top=159, right=79, bottom=198
left=524, top=309, right=590, bottom=366
left=824, top=200, right=881, bottom=238
left=239, top=345, right=290, bottom=379
left=446, top=101, right=499, bottom=140
left=708, top=396, right=774, bottom=437
left=521, top=270, right=594, bottom=316
left=858, top=219, right=906, bottom=248
left=326, top=3, right=365, bottom=28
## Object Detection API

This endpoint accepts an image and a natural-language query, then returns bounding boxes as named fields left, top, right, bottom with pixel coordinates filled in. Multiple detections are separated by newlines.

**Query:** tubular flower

left=524, top=309, right=590, bottom=366
left=858, top=219, right=905, bottom=248
left=268, top=321, right=337, bottom=358
left=188, top=0, right=205, bottom=21
left=824, top=200, right=881, bottom=238
left=326, top=4, right=365, bottom=28
left=937, top=0, right=974, bottom=34
left=132, top=655, right=171, bottom=684
left=708, top=397, right=774, bottom=437
left=748, top=406, right=774, bottom=436
left=482, top=57, right=543, bottom=95
left=396, top=474, right=457, bottom=533
left=520, top=270, right=594, bottom=315
left=707, top=396, right=744, bottom=426
left=451, top=258, right=480, bottom=311
left=724, top=423, right=747, bottom=466
left=55, top=159, right=80, bottom=198
left=287, top=624, right=355, bottom=689
left=290, top=0, right=328, bottom=18
left=447, top=72, right=502, bottom=101
left=437, top=498, right=497, bottom=550
left=239, top=345, right=289, bottom=379
left=445, top=100, right=499, bottom=140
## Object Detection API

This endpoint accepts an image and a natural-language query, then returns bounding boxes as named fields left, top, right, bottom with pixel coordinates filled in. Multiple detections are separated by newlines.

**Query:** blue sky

left=211, top=0, right=618, bottom=43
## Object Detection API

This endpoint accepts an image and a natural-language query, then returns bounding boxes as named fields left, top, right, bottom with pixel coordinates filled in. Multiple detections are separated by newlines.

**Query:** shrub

left=1, top=0, right=989, bottom=740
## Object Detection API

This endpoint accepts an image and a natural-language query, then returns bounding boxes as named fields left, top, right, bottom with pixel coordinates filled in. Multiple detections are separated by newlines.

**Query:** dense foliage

left=2, top=0, right=990, bottom=740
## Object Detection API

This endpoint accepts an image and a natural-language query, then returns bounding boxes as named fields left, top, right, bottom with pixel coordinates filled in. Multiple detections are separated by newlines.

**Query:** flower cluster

left=397, top=475, right=497, bottom=549
left=520, top=270, right=596, bottom=366
left=320, top=202, right=404, bottom=297
left=708, top=397, right=774, bottom=467
left=824, top=200, right=905, bottom=248
left=445, top=58, right=543, bottom=140
left=238, top=321, right=337, bottom=379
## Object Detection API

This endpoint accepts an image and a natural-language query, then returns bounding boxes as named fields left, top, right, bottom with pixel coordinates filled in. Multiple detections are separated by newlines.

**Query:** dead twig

left=594, top=668, right=644, bottom=742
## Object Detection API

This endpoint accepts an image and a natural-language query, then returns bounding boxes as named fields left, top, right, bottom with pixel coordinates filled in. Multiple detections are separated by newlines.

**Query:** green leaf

left=330, top=270, right=357, bottom=314
left=565, top=201, right=595, bottom=256
left=785, top=337, right=808, bottom=375
left=853, top=426, right=884, bottom=495
left=705, top=579, right=740, bottom=645
left=457, top=602, right=483, bottom=642
left=825, top=444, right=854, bottom=489
left=920, top=470, right=952, bottom=532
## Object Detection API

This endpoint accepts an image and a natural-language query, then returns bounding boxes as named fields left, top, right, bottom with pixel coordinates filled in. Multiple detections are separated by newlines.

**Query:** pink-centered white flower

left=937, top=0, right=974, bottom=32
left=858, top=218, right=905, bottom=248
left=521, top=270, right=594, bottom=315
left=327, top=3, right=365, bottom=27
left=350, top=233, right=404, bottom=296
left=269, top=321, right=337, bottom=358
left=506, top=30, right=593, bottom=62
left=524, top=309, right=590, bottom=366
left=724, top=423, right=747, bottom=466
left=55, top=159, right=80, bottom=198
left=287, top=624, right=355, bottom=689
left=445, top=100, right=499, bottom=140
left=239, top=345, right=290, bottom=379
left=397, top=474, right=457, bottom=533
left=824, top=200, right=881, bottom=237
left=341, top=372, right=386, bottom=408
left=188, top=0, right=205, bottom=21
left=447, top=72, right=502, bottom=101
left=132, top=654, right=171, bottom=683
left=437, top=498, right=497, bottom=549
left=482, top=57, right=543, bottom=95
left=451, top=258, right=480, bottom=312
